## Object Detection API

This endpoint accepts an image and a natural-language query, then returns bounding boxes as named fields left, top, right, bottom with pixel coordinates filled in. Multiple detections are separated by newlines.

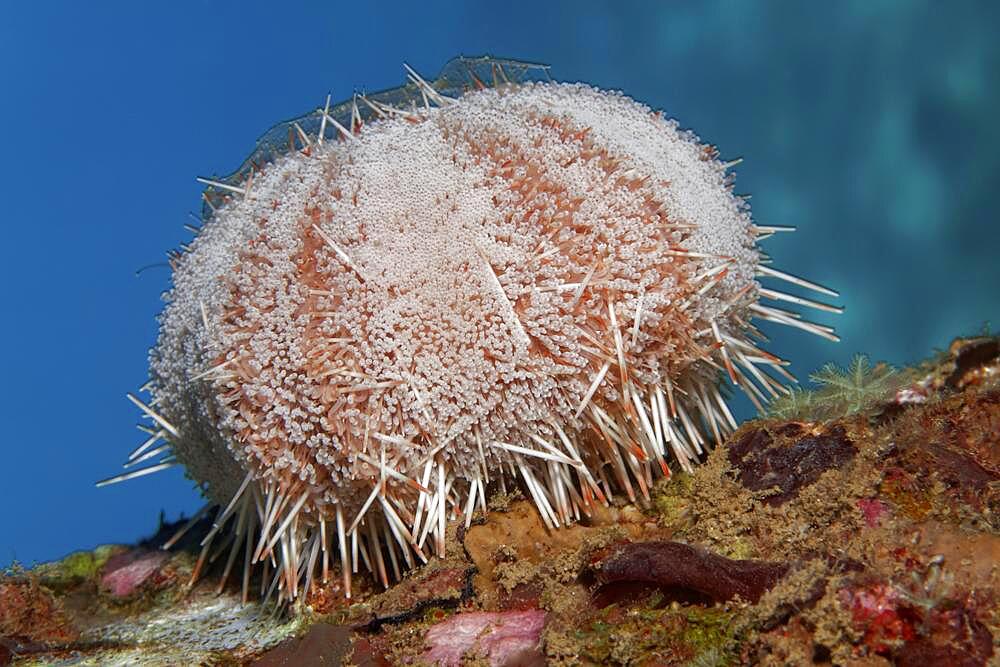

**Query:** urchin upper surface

left=150, top=82, right=760, bottom=514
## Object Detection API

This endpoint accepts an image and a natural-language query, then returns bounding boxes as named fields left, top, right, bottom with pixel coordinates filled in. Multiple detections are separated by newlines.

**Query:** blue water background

left=1, top=1, right=997, bottom=566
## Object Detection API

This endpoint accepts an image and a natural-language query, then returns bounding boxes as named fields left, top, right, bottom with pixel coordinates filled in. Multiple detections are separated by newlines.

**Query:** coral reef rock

left=3, top=335, right=998, bottom=665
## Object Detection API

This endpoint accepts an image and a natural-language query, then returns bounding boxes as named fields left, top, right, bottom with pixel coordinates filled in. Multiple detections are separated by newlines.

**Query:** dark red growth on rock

left=499, top=580, right=544, bottom=611
left=349, top=636, right=392, bottom=667
left=250, top=623, right=353, bottom=667
left=923, top=442, right=997, bottom=491
left=894, top=602, right=994, bottom=667
left=727, top=425, right=857, bottom=505
left=945, top=338, right=1000, bottom=390
left=883, top=389, right=1000, bottom=519
left=773, top=422, right=805, bottom=437
left=839, top=578, right=994, bottom=666
left=591, top=541, right=789, bottom=604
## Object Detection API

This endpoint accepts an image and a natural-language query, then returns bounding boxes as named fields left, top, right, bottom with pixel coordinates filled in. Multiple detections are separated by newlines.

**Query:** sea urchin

left=100, top=57, right=840, bottom=604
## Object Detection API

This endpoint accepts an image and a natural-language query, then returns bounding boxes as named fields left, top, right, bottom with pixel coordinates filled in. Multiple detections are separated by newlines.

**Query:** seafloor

left=2, top=336, right=998, bottom=666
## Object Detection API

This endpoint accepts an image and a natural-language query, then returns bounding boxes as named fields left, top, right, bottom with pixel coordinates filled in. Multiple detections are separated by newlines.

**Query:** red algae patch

left=727, top=423, right=858, bottom=506
left=590, top=541, right=789, bottom=604
left=0, top=578, right=77, bottom=647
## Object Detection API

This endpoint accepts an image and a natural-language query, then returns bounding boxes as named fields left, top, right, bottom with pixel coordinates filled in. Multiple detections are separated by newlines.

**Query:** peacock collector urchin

left=99, top=57, right=840, bottom=604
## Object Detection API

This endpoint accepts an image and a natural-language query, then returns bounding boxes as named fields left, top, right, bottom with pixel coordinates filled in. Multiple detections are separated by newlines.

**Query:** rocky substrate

left=2, top=336, right=998, bottom=666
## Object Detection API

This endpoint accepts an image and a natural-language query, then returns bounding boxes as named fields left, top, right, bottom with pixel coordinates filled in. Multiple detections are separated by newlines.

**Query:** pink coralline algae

left=99, top=550, right=168, bottom=598
left=422, top=609, right=547, bottom=667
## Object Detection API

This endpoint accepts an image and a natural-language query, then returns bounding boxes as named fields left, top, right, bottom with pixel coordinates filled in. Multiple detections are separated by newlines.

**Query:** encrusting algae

left=4, top=333, right=999, bottom=664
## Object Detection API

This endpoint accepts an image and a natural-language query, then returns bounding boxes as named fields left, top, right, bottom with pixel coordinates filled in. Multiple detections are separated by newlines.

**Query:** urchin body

left=107, top=59, right=838, bottom=603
